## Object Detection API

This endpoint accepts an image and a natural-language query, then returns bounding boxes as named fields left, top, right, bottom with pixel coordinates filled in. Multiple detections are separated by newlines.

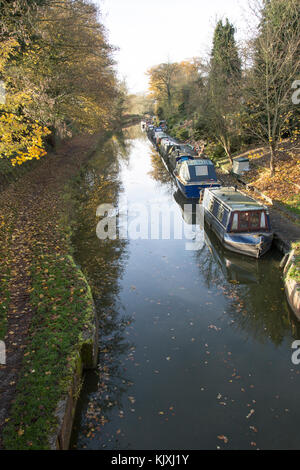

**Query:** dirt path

left=0, top=133, right=101, bottom=447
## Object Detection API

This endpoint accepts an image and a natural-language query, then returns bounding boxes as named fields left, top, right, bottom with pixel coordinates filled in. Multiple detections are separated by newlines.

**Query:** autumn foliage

left=0, top=0, right=121, bottom=168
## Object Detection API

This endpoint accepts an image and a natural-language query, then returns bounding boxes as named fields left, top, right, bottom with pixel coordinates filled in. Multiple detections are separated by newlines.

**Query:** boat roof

left=186, top=159, right=214, bottom=166
left=207, top=187, right=266, bottom=211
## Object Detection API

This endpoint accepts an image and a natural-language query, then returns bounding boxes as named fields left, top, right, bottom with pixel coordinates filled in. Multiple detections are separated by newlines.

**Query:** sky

left=98, top=0, right=254, bottom=94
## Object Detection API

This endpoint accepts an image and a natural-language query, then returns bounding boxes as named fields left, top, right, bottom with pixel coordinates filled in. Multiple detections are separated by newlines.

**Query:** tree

left=147, top=62, right=179, bottom=108
left=206, top=18, right=242, bottom=164
left=9, top=0, right=118, bottom=137
left=0, top=37, right=50, bottom=166
left=0, top=0, right=120, bottom=166
left=243, top=0, right=300, bottom=175
left=147, top=59, right=204, bottom=133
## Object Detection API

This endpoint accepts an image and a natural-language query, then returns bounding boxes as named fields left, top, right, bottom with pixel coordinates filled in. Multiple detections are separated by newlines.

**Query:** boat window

left=217, top=205, right=224, bottom=222
left=239, top=212, right=249, bottom=230
left=195, top=166, right=208, bottom=176
left=231, top=213, right=238, bottom=230
left=250, top=212, right=261, bottom=229
left=212, top=200, right=220, bottom=218
left=188, top=164, right=217, bottom=182
left=208, top=196, right=214, bottom=212
left=260, top=212, right=266, bottom=228
left=231, top=210, right=267, bottom=232
left=222, top=208, right=229, bottom=227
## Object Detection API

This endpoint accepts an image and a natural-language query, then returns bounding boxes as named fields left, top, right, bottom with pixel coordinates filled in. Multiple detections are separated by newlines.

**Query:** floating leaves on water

left=246, top=409, right=255, bottom=419
left=217, top=435, right=229, bottom=444
left=208, top=324, right=221, bottom=331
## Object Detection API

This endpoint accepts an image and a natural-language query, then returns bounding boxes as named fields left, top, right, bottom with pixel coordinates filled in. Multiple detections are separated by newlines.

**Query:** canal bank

left=70, top=126, right=300, bottom=450
left=0, top=132, right=110, bottom=449
left=283, top=245, right=300, bottom=320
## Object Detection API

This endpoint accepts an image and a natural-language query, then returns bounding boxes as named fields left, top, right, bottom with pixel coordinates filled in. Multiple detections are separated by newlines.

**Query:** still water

left=71, top=127, right=300, bottom=450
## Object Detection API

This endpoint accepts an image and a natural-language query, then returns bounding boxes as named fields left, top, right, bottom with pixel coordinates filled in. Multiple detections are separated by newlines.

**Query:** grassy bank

left=3, top=253, right=95, bottom=449
left=287, top=242, right=300, bottom=284
left=0, top=133, right=107, bottom=449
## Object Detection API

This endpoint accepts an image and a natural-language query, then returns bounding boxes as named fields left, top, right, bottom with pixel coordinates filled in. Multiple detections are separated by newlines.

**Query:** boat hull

left=176, top=177, right=220, bottom=200
left=204, top=208, right=273, bottom=258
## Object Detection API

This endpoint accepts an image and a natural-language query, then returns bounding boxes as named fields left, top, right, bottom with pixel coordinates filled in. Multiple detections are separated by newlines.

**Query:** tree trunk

left=269, top=143, right=276, bottom=176
left=224, top=142, right=233, bottom=166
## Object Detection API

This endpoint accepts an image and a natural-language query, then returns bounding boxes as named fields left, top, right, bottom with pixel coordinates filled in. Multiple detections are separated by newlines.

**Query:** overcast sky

left=98, top=0, right=254, bottom=94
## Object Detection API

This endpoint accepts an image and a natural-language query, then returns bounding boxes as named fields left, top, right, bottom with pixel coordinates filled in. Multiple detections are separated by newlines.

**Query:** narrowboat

left=173, top=191, right=263, bottom=283
left=202, top=187, right=273, bottom=258
left=167, top=143, right=197, bottom=160
left=160, top=138, right=177, bottom=158
left=173, top=158, right=221, bottom=199
left=156, top=132, right=168, bottom=147
left=158, top=120, right=167, bottom=130
left=146, top=124, right=154, bottom=137
left=169, top=152, right=194, bottom=171
left=147, top=127, right=161, bottom=144
left=152, top=128, right=163, bottom=142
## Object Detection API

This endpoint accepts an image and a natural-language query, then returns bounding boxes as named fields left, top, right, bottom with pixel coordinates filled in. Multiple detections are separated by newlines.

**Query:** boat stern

left=223, top=232, right=274, bottom=258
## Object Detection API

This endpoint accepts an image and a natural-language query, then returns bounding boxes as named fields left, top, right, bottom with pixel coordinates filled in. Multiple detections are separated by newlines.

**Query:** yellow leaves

left=0, top=38, right=20, bottom=73
left=0, top=113, right=50, bottom=166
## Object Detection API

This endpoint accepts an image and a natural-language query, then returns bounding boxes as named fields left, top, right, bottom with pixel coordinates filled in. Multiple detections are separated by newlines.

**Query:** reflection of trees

left=148, top=149, right=174, bottom=188
left=70, top=134, right=134, bottom=449
left=123, top=125, right=146, bottom=141
left=194, top=235, right=298, bottom=346
left=113, top=131, right=133, bottom=162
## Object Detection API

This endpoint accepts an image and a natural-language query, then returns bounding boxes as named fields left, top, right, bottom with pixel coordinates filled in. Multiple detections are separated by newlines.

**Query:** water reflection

left=173, top=187, right=300, bottom=345
left=70, top=135, right=134, bottom=448
left=148, top=149, right=174, bottom=187
left=72, top=127, right=300, bottom=450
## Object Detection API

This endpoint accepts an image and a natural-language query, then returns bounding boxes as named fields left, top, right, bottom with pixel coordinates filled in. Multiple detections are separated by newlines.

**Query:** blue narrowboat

left=173, top=158, right=221, bottom=199
left=169, top=153, right=194, bottom=171
left=202, top=187, right=273, bottom=258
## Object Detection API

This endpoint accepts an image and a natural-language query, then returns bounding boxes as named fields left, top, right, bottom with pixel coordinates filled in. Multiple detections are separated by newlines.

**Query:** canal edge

left=47, top=130, right=120, bottom=450
left=48, top=258, right=99, bottom=450
left=283, top=249, right=300, bottom=320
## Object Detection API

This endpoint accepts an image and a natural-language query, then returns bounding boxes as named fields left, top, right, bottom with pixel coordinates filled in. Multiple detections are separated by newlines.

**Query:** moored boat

left=202, top=187, right=273, bottom=258
left=160, top=138, right=177, bottom=158
left=173, top=158, right=221, bottom=199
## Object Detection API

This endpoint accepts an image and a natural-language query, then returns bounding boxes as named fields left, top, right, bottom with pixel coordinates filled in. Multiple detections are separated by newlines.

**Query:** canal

left=71, top=126, right=300, bottom=450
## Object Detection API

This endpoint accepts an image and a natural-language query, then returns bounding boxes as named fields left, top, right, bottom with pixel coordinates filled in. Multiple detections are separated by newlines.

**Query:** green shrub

left=175, top=128, right=189, bottom=141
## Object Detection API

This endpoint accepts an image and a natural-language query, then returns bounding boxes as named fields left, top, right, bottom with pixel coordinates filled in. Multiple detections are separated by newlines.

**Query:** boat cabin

left=203, top=187, right=270, bottom=232
left=169, top=152, right=193, bottom=170
left=156, top=133, right=168, bottom=146
left=173, top=159, right=220, bottom=199
left=202, top=187, right=273, bottom=258
left=175, top=159, right=218, bottom=182
left=168, top=144, right=197, bottom=159
left=160, top=138, right=176, bottom=156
